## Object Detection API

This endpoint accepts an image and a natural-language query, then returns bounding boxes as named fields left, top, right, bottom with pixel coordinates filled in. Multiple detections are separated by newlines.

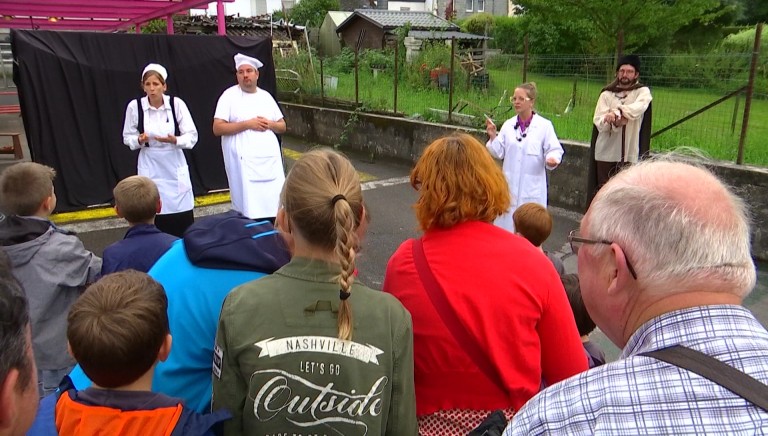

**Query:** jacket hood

left=183, top=210, right=290, bottom=273
left=0, top=215, right=53, bottom=266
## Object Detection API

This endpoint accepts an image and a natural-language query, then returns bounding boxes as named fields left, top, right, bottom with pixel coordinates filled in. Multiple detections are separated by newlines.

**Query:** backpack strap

left=136, top=97, right=144, bottom=135
left=641, top=345, right=768, bottom=412
left=168, top=95, right=180, bottom=137
left=137, top=96, right=180, bottom=137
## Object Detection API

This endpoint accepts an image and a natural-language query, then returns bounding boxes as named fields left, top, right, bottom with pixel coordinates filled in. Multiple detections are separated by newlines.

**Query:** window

left=465, top=0, right=484, bottom=12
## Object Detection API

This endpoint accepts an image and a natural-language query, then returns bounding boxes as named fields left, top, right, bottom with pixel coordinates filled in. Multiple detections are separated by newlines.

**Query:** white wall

left=387, top=1, right=428, bottom=11
left=192, top=0, right=286, bottom=17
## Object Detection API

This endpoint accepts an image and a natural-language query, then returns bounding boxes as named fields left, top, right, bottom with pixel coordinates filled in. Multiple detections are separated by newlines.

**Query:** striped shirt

left=505, top=305, right=768, bottom=435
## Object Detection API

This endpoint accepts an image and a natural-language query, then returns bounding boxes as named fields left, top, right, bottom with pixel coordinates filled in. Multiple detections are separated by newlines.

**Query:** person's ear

left=606, top=243, right=634, bottom=296
left=276, top=208, right=295, bottom=255
left=39, top=195, right=54, bottom=214
left=0, top=368, right=19, bottom=429
left=355, top=206, right=369, bottom=242
left=156, top=199, right=162, bottom=214
left=158, top=334, right=172, bottom=363
left=67, top=342, right=75, bottom=359
left=276, top=207, right=290, bottom=234
left=114, top=205, right=124, bottom=219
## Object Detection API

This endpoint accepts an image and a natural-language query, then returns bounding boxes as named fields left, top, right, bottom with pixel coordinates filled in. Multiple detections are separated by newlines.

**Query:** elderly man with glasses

left=504, top=158, right=768, bottom=435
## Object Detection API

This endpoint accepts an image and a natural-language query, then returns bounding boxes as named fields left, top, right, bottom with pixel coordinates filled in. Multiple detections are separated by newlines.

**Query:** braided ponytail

left=280, top=148, right=364, bottom=341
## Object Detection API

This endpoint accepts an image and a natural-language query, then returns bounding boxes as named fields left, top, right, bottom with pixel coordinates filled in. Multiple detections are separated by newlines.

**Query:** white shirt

left=506, top=305, right=768, bottom=435
left=122, top=95, right=198, bottom=214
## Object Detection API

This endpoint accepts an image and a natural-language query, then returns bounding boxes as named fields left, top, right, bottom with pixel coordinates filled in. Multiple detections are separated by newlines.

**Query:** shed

left=318, top=11, right=353, bottom=56
left=336, top=9, right=483, bottom=50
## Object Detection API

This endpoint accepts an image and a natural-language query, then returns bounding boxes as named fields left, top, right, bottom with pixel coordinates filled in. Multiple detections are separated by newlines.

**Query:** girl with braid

left=212, top=148, right=417, bottom=436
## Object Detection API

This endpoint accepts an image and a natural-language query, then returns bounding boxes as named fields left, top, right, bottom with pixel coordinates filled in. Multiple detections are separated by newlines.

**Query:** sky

left=192, top=0, right=288, bottom=18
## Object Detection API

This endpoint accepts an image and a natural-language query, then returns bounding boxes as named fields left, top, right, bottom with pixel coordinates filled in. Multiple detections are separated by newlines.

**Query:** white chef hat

left=234, top=53, right=263, bottom=70
left=142, top=63, right=168, bottom=81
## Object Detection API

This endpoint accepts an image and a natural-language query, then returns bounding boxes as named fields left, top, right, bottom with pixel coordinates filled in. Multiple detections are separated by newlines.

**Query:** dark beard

left=602, top=78, right=645, bottom=93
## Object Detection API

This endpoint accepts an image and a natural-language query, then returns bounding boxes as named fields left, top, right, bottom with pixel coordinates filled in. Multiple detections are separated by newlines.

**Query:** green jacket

left=212, top=257, right=417, bottom=436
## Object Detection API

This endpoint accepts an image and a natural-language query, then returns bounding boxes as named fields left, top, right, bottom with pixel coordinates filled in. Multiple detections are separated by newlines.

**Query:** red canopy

left=1, top=0, right=233, bottom=33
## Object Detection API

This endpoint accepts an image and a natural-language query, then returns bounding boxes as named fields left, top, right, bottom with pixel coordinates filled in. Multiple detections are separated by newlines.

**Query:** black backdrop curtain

left=11, top=30, right=277, bottom=212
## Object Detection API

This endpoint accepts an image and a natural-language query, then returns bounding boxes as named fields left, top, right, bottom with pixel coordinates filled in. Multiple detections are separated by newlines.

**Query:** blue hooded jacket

left=65, top=211, right=290, bottom=413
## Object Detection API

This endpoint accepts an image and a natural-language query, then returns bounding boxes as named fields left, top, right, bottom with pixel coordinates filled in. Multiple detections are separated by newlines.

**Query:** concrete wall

left=282, top=102, right=768, bottom=261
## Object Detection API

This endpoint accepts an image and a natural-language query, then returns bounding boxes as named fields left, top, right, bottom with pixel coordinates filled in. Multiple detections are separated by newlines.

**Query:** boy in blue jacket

left=101, top=176, right=178, bottom=275
left=28, top=270, right=229, bottom=435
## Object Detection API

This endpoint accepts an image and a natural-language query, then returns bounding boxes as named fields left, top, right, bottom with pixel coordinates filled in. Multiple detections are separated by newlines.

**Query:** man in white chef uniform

left=213, top=53, right=287, bottom=221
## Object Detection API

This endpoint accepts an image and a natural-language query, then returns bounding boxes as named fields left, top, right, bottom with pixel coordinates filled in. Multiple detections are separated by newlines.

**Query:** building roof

left=336, top=9, right=459, bottom=33
left=408, top=29, right=490, bottom=40
left=0, top=0, right=234, bottom=32
left=325, top=11, right=353, bottom=27
left=173, top=15, right=304, bottom=40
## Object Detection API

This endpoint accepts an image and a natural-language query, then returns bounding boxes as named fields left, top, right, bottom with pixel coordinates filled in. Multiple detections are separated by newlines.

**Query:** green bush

left=360, top=49, right=395, bottom=71
left=461, top=13, right=494, bottom=35
left=403, top=42, right=468, bottom=90
left=273, top=49, right=319, bottom=89
left=490, top=16, right=524, bottom=53
left=324, top=47, right=356, bottom=74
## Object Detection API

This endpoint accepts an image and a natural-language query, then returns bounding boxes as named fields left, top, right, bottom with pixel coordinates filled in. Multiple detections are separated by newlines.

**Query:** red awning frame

left=1, top=0, right=234, bottom=34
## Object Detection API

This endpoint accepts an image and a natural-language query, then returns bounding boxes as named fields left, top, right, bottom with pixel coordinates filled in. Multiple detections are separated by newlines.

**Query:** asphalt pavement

left=5, top=126, right=768, bottom=362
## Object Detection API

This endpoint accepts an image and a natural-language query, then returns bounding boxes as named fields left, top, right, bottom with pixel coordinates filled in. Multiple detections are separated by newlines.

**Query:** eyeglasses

left=568, top=230, right=638, bottom=280
left=510, top=96, right=531, bottom=103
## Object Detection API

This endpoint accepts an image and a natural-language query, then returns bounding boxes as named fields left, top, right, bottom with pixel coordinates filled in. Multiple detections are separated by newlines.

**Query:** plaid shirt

left=505, top=305, right=768, bottom=435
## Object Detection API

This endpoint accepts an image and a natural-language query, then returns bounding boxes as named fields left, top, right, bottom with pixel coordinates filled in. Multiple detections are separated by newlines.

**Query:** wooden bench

left=0, top=132, right=23, bottom=160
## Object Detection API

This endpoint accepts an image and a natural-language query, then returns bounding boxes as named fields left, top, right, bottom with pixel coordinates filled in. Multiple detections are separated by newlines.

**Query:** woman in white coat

left=485, top=82, right=564, bottom=232
left=123, top=63, right=198, bottom=237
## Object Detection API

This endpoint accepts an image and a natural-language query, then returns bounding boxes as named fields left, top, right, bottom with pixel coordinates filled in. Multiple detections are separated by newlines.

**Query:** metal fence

left=274, top=37, right=767, bottom=166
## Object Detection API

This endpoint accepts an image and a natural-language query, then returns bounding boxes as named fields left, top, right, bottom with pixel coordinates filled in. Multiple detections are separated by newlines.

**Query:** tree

left=287, top=0, right=340, bottom=27
left=738, top=0, right=768, bottom=25
left=514, top=0, right=731, bottom=58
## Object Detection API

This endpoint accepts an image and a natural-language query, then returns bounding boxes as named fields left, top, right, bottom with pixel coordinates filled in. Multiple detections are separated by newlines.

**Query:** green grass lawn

left=289, top=67, right=768, bottom=167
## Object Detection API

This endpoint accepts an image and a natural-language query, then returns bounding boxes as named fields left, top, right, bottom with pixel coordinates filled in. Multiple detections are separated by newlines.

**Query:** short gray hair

left=585, top=158, right=755, bottom=297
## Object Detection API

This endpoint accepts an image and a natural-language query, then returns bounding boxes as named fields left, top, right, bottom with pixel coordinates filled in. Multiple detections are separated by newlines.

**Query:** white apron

left=134, top=98, right=194, bottom=214
left=220, top=90, right=284, bottom=219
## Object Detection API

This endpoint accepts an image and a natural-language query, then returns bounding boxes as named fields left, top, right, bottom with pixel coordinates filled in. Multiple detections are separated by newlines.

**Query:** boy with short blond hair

left=513, top=202, right=565, bottom=275
left=32, top=271, right=229, bottom=434
left=0, top=162, right=101, bottom=397
left=101, top=176, right=178, bottom=275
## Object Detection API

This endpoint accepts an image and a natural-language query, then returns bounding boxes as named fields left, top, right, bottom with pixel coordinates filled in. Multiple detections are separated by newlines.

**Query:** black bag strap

left=641, top=345, right=768, bottom=412
left=412, top=238, right=507, bottom=391
left=168, top=95, right=181, bottom=137
left=136, top=95, right=180, bottom=137
left=136, top=97, right=144, bottom=134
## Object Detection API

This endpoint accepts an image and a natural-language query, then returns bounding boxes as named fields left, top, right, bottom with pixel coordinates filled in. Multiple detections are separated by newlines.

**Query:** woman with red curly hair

left=383, top=133, right=586, bottom=435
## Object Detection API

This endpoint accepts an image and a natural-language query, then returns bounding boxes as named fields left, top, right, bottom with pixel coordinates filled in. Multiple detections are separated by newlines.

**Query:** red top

left=383, top=221, right=588, bottom=415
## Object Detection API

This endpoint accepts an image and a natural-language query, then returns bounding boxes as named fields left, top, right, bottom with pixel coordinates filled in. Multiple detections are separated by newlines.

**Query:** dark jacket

left=101, top=223, right=178, bottom=275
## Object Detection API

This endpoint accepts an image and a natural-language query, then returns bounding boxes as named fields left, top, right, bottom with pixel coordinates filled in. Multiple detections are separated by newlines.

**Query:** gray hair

left=585, top=157, right=755, bottom=297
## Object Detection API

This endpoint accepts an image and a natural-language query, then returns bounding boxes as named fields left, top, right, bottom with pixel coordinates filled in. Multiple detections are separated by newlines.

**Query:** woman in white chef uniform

left=485, top=82, right=564, bottom=232
left=122, top=63, right=198, bottom=237
left=212, top=53, right=287, bottom=221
